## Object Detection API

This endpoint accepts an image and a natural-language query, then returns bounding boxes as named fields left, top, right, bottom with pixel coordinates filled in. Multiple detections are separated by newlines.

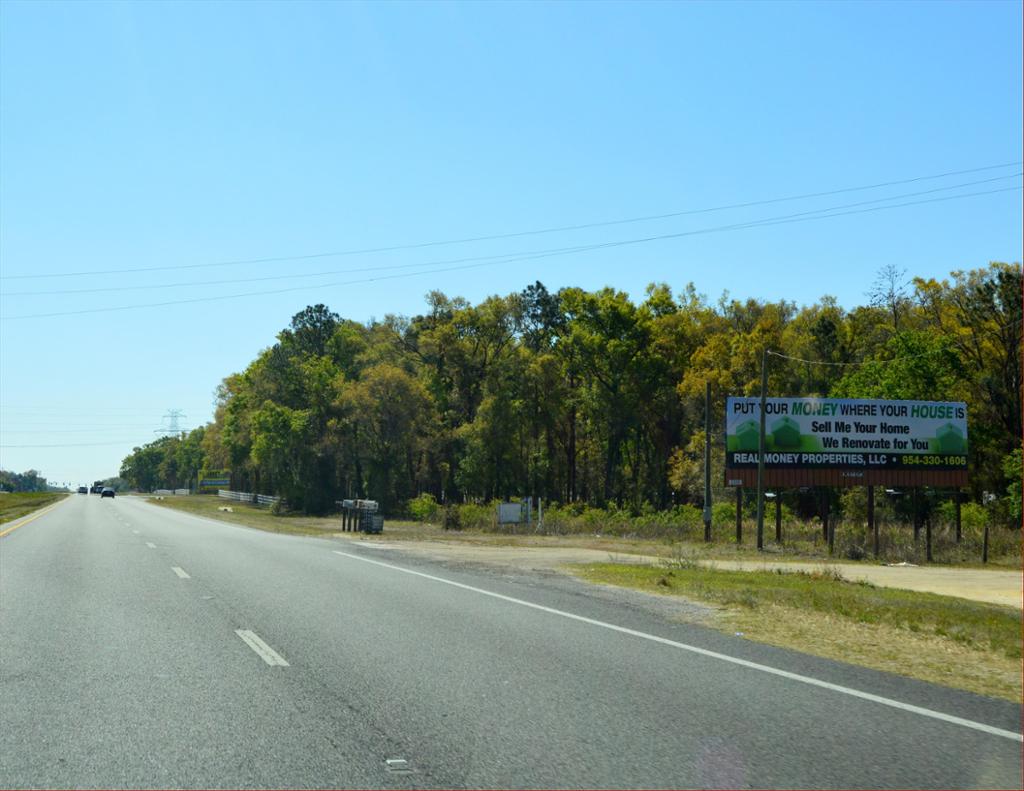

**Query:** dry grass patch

left=572, top=562, right=1022, bottom=702
left=727, top=603, right=1022, bottom=702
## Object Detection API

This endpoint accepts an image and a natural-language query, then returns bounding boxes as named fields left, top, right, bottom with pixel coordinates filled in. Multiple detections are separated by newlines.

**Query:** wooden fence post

left=735, top=487, right=743, bottom=544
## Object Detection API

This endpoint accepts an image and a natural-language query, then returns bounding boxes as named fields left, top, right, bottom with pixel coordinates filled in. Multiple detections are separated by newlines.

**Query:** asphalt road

left=1, top=495, right=1020, bottom=789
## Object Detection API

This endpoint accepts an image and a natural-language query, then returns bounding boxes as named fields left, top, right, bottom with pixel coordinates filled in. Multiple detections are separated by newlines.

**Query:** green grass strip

left=0, top=492, right=67, bottom=525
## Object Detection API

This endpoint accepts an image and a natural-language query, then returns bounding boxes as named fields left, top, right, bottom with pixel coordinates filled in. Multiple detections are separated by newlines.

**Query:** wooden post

left=755, top=348, right=768, bottom=552
left=925, top=516, right=933, bottom=562
left=982, top=526, right=989, bottom=564
left=868, top=485, right=878, bottom=558
left=703, top=382, right=712, bottom=543
left=826, top=496, right=834, bottom=555
left=775, top=494, right=782, bottom=543
left=917, top=487, right=925, bottom=545
left=735, top=487, right=743, bottom=544
left=955, top=489, right=962, bottom=544
left=820, top=489, right=828, bottom=543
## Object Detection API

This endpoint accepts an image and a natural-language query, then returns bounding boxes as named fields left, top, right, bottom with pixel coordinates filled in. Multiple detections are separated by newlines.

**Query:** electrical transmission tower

left=155, top=409, right=188, bottom=437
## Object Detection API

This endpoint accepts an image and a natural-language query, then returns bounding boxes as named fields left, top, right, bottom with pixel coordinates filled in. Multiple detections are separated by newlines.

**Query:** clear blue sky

left=1, top=0, right=1021, bottom=487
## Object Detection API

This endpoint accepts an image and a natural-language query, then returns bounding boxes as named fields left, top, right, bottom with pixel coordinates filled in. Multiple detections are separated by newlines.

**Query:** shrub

left=442, top=505, right=461, bottom=531
left=458, top=502, right=494, bottom=530
left=407, top=493, right=440, bottom=523
left=958, top=502, right=989, bottom=532
left=711, top=501, right=736, bottom=526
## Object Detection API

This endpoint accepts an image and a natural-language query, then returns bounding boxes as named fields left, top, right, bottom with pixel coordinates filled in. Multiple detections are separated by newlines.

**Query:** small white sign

left=497, top=502, right=522, bottom=524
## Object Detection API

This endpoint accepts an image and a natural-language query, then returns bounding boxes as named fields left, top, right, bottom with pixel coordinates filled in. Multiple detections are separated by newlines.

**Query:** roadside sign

left=724, top=397, right=968, bottom=487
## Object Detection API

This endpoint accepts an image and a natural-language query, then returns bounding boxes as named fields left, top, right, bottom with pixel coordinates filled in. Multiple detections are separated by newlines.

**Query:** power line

left=1, top=161, right=1019, bottom=281
left=3, top=171, right=1019, bottom=299
left=0, top=248, right=559, bottom=297
left=2, top=184, right=1019, bottom=321
left=0, top=407, right=208, bottom=414
left=0, top=440, right=152, bottom=448
left=0, top=426, right=166, bottom=433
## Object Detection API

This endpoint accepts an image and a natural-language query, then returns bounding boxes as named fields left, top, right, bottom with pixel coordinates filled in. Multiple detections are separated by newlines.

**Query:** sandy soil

left=338, top=535, right=1023, bottom=608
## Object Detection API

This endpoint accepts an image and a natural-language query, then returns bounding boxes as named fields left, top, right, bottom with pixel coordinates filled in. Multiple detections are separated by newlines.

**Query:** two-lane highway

left=1, top=494, right=1020, bottom=788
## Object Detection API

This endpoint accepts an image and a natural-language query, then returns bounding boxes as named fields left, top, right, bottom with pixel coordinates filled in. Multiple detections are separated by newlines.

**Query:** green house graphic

left=771, top=416, right=802, bottom=449
left=935, top=423, right=966, bottom=454
left=735, top=420, right=761, bottom=451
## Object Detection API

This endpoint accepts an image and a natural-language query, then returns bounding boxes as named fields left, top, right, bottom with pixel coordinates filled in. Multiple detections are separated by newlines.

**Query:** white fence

left=218, top=489, right=280, bottom=506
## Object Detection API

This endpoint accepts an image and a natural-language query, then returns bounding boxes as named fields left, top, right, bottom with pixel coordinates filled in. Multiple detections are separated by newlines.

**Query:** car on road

left=77, top=486, right=88, bottom=494
left=100, top=487, right=115, bottom=498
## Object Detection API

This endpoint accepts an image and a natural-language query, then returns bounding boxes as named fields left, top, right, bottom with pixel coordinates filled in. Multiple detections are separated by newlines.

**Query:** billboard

left=198, top=469, right=231, bottom=492
left=724, top=397, right=968, bottom=487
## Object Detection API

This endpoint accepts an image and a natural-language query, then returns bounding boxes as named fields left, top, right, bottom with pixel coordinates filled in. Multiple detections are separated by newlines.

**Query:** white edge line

left=331, top=549, right=1023, bottom=743
left=235, top=629, right=289, bottom=666
left=171, top=566, right=190, bottom=579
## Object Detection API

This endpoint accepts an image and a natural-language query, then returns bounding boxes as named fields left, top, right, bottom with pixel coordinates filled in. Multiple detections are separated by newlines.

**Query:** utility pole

left=703, top=381, right=712, bottom=543
left=755, top=348, right=768, bottom=551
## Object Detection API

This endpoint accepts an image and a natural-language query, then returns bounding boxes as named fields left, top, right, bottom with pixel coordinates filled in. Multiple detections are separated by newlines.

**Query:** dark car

left=77, top=486, right=88, bottom=494
left=90, top=485, right=102, bottom=494
left=100, top=487, right=115, bottom=498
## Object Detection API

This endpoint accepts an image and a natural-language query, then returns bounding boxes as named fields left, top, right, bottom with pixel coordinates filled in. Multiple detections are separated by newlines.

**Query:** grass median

left=571, top=561, right=1023, bottom=702
left=0, top=491, right=68, bottom=525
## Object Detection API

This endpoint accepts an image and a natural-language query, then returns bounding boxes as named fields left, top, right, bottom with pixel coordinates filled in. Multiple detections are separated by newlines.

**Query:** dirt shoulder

left=144, top=496, right=1021, bottom=608
left=338, top=534, right=1023, bottom=608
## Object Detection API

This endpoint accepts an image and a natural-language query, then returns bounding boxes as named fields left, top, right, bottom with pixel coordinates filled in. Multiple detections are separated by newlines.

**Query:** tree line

left=119, top=261, right=1022, bottom=524
left=0, top=469, right=52, bottom=493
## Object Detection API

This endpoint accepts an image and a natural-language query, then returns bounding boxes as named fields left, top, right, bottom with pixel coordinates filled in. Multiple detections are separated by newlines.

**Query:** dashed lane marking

left=235, top=630, right=289, bottom=666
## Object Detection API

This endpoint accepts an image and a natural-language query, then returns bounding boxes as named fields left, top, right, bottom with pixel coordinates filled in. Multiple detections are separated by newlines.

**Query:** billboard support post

left=913, top=488, right=921, bottom=542
left=735, top=487, right=742, bottom=544
left=955, top=489, right=962, bottom=543
left=775, top=494, right=782, bottom=543
left=826, top=495, right=834, bottom=555
left=868, top=485, right=878, bottom=558
left=755, top=348, right=767, bottom=551
left=820, top=489, right=828, bottom=543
